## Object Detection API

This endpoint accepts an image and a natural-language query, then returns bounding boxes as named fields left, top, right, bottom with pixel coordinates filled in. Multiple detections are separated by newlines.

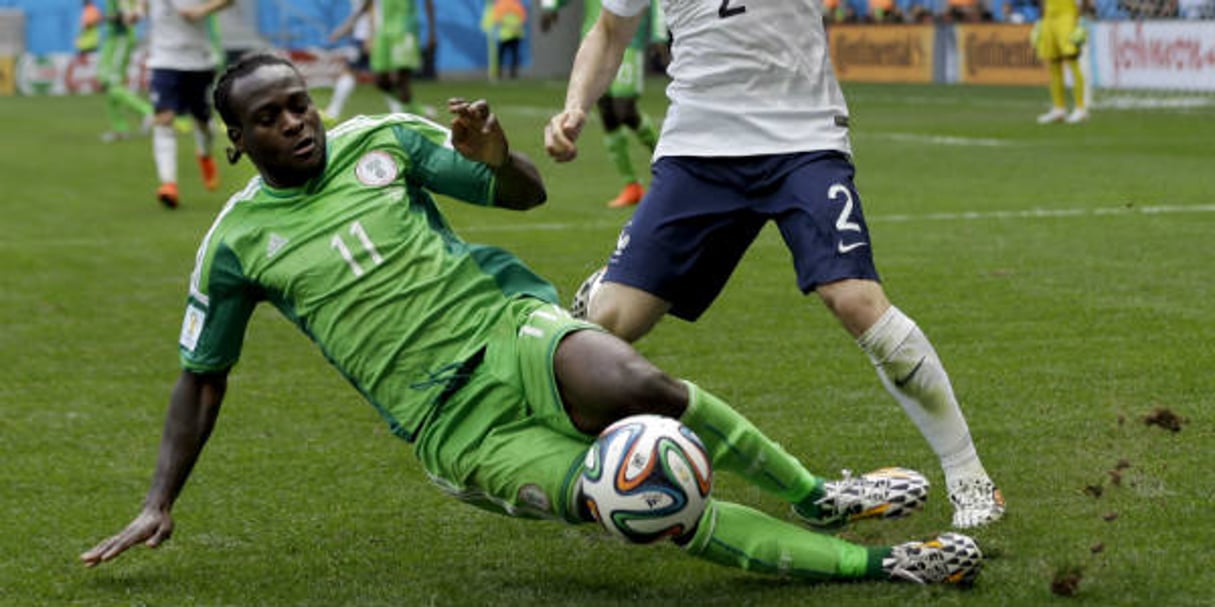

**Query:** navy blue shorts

left=351, top=44, right=371, bottom=72
left=149, top=68, right=216, bottom=121
left=604, top=151, right=881, bottom=321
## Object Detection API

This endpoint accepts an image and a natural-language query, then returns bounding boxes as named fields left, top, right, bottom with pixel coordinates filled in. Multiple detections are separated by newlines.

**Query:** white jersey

left=147, top=0, right=220, bottom=71
left=351, top=0, right=372, bottom=41
left=602, top=0, right=851, bottom=159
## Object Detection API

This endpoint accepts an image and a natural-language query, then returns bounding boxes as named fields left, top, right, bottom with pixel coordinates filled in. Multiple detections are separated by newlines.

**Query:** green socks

left=633, top=113, right=658, bottom=150
left=678, top=381, right=821, bottom=504
left=603, top=129, right=637, bottom=183
left=682, top=500, right=890, bottom=580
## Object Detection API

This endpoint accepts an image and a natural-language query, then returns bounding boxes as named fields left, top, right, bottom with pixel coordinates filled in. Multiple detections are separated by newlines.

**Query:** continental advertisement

left=957, top=23, right=1049, bottom=85
left=828, top=24, right=935, bottom=84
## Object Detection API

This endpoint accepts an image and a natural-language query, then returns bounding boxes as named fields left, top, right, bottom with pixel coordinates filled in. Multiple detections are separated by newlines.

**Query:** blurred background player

left=331, top=0, right=436, bottom=117
left=143, top=0, right=234, bottom=209
left=75, top=0, right=103, bottom=56
left=324, top=0, right=373, bottom=120
left=484, top=0, right=527, bottom=80
left=1032, top=0, right=1089, bottom=124
left=97, top=0, right=155, bottom=143
left=540, top=0, right=665, bottom=208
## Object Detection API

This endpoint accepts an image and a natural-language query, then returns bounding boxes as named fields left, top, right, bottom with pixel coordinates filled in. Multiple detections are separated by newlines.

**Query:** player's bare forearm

left=448, top=98, right=546, bottom=210
left=145, top=370, right=228, bottom=510
left=180, top=0, right=234, bottom=22
left=546, top=10, right=641, bottom=162
left=492, top=152, right=547, bottom=210
left=563, top=12, right=641, bottom=115
left=80, top=370, right=228, bottom=567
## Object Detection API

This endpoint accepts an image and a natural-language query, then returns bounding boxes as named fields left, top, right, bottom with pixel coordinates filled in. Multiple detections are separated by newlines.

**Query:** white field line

left=6, top=204, right=1214, bottom=248
left=868, top=132, right=1012, bottom=147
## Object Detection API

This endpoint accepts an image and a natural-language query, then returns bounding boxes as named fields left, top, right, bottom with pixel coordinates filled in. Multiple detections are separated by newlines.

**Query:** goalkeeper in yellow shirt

left=1032, top=0, right=1090, bottom=124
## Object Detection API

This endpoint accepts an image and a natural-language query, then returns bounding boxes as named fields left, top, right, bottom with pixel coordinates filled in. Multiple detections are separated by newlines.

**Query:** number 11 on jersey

left=331, top=220, right=384, bottom=277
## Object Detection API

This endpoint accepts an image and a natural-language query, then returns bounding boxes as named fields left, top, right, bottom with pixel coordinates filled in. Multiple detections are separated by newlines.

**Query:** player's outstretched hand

left=80, top=508, right=174, bottom=568
left=448, top=98, right=509, bottom=170
left=545, top=109, right=586, bottom=163
left=178, top=5, right=208, bottom=22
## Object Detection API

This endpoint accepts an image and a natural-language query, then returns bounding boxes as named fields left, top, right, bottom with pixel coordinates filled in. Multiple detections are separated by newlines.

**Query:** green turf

left=2, top=78, right=1212, bottom=606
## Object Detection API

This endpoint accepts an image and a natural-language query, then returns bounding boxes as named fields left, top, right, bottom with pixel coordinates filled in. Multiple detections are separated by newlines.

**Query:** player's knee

left=817, top=279, right=890, bottom=336
left=588, top=292, right=664, bottom=343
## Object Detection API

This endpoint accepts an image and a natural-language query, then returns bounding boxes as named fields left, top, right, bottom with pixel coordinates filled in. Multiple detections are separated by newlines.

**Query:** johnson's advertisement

left=1091, top=20, right=1215, bottom=90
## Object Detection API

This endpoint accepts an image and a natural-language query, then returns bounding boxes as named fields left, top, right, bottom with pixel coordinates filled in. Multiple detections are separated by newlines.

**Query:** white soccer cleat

left=1065, top=107, right=1090, bottom=124
left=569, top=266, right=607, bottom=320
left=948, top=476, right=1006, bottom=529
left=796, top=467, right=929, bottom=530
left=884, top=532, right=983, bottom=585
left=1036, top=107, right=1067, bottom=124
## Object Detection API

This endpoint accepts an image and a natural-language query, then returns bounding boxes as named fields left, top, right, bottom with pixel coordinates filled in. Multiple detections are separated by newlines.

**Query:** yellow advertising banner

left=0, top=55, right=14, bottom=96
left=828, top=24, right=935, bottom=84
left=957, top=23, right=1049, bottom=85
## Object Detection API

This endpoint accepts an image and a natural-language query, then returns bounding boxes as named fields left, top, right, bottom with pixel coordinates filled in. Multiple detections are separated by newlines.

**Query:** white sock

left=857, top=306, right=988, bottom=488
left=326, top=73, right=355, bottom=117
left=192, top=121, right=212, bottom=157
left=153, top=125, right=177, bottom=184
left=384, top=95, right=404, bottom=114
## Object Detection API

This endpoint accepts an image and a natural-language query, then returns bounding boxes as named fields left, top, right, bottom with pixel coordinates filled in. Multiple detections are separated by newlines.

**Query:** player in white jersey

left=323, top=1, right=373, bottom=120
left=545, top=0, right=1005, bottom=529
left=143, top=0, right=234, bottom=209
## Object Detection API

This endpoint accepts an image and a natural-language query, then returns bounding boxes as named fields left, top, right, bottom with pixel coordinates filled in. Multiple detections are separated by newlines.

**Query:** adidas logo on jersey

left=267, top=233, right=289, bottom=258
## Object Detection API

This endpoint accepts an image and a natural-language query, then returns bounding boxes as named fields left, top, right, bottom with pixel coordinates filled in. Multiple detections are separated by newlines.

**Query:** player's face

left=228, top=64, right=327, bottom=188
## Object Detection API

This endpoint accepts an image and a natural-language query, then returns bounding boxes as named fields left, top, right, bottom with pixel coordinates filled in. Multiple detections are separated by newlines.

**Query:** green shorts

left=371, top=29, right=421, bottom=73
left=97, top=29, right=135, bottom=87
left=413, top=298, right=602, bottom=523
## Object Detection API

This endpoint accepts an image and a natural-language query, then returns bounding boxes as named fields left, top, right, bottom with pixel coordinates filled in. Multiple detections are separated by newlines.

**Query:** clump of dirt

left=1051, top=566, right=1084, bottom=597
left=1143, top=406, right=1187, bottom=432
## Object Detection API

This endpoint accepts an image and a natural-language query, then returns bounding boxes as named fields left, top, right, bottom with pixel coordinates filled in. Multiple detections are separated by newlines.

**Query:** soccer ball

left=580, top=414, right=713, bottom=544
left=569, top=266, right=606, bottom=320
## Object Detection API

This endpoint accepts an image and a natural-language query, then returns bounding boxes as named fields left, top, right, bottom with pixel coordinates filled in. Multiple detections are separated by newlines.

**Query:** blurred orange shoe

left=157, top=182, right=179, bottom=209
left=607, top=181, right=644, bottom=208
left=199, top=155, right=219, bottom=191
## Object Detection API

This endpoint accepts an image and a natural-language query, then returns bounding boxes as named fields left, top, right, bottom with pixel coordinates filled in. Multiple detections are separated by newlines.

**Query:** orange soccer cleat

left=606, top=181, right=644, bottom=208
left=198, top=155, right=220, bottom=191
left=156, top=182, right=179, bottom=209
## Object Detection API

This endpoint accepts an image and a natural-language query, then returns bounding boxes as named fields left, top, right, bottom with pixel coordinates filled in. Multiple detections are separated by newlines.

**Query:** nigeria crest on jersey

left=355, top=150, right=399, bottom=186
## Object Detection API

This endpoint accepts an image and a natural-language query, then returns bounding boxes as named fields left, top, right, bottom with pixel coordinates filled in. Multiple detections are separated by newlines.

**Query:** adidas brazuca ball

left=581, top=414, right=712, bottom=543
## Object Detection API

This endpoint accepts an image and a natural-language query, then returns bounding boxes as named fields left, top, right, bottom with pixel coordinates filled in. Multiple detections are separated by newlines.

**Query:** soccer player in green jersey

left=96, top=0, right=154, bottom=142
left=331, top=0, right=436, bottom=117
left=80, top=53, right=983, bottom=587
left=540, top=0, right=663, bottom=208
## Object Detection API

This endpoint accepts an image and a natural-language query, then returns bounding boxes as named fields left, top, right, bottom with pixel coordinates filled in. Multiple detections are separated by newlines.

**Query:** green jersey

left=374, top=0, right=421, bottom=38
left=179, top=114, right=557, bottom=441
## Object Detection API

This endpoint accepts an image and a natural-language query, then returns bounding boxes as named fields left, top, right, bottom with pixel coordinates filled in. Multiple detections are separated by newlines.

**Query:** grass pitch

left=1, top=78, right=1213, bottom=606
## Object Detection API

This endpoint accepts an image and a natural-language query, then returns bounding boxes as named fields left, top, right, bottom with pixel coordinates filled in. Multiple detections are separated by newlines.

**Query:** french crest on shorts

left=355, top=150, right=399, bottom=187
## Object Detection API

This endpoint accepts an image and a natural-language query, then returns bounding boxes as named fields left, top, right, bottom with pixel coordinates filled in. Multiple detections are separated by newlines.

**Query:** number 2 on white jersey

left=718, top=0, right=746, bottom=18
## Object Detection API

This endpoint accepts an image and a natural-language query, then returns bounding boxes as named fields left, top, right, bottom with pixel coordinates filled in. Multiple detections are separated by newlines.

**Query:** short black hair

left=213, top=52, right=301, bottom=127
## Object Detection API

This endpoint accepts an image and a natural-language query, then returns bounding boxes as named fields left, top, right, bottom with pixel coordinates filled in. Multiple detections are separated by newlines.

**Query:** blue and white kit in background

left=146, top=0, right=220, bottom=71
